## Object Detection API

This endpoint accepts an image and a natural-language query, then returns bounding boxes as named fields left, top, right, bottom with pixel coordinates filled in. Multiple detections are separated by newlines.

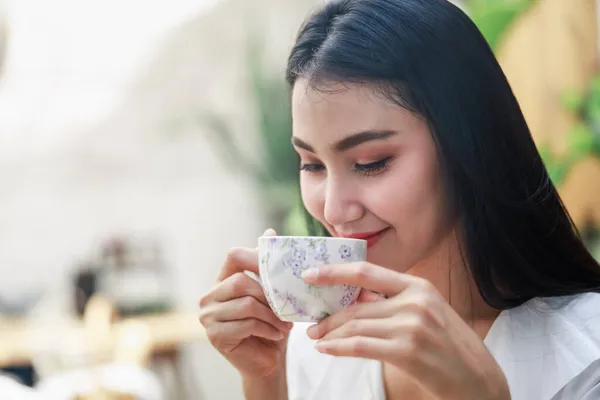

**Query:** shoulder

left=487, top=291, right=600, bottom=346
left=485, top=292, right=600, bottom=400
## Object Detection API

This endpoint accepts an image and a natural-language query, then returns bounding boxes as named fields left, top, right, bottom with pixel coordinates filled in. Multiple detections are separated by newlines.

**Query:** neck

left=407, top=230, right=500, bottom=339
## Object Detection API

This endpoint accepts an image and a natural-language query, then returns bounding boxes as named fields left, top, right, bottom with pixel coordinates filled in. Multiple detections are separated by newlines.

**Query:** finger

left=210, top=319, right=285, bottom=346
left=302, top=262, right=422, bottom=296
left=357, top=290, right=387, bottom=303
left=315, top=335, right=447, bottom=398
left=262, top=228, right=277, bottom=236
left=255, top=228, right=277, bottom=250
left=315, top=336, right=398, bottom=361
left=210, top=296, right=293, bottom=332
left=201, top=272, right=267, bottom=308
left=307, top=300, right=397, bottom=340
left=217, top=247, right=259, bottom=282
left=319, top=318, right=399, bottom=341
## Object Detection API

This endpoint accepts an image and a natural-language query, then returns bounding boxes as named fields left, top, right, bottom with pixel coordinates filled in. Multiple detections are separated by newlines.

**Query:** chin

left=366, top=251, right=400, bottom=272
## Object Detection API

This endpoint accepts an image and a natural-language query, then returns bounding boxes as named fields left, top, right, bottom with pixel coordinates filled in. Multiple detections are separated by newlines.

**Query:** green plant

left=582, top=221, right=600, bottom=262
left=593, top=239, right=600, bottom=261
left=539, top=75, right=600, bottom=261
left=201, top=33, right=306, bottom=234
left=469, top=0, right=536, bottom=52
left=539, top=75, right=600, bottom=185
left=205, top=36, right=297, bottom=185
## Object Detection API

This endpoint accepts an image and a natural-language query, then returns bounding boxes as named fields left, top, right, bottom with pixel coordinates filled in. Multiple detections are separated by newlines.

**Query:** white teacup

left=249, top=236, right=367, bottom=322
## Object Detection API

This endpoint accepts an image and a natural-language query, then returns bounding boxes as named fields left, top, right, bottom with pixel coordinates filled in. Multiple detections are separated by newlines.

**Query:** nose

left=323, top=176, right=364, bottom=227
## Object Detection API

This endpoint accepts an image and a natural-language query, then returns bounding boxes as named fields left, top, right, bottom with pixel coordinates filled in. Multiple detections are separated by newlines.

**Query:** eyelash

left=300, top=157, right=392, bottom=177
left=355, top=156, right=392, bottom=176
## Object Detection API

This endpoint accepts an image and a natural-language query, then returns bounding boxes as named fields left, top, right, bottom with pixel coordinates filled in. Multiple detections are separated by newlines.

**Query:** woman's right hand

left=199, top=230, right=293, bottom=379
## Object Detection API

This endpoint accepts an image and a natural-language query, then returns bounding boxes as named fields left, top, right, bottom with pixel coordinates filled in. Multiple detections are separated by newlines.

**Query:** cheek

left=372, top=154, right=448, bottom=249
left=372, top=155, right=441, bottom=213
left=396, top=160, right=449, bottom=253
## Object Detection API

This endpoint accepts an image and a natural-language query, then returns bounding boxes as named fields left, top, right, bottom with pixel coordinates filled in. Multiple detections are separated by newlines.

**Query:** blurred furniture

left=32, top=295, right=165, bottom=399
left=0, top=365, right=35, bottom=387
left=98, top=235, right=173, bottom=317
left=33, top=295, right=195, bottom=400
left=74, top=266, right=100, bottom=318
left=0, top=310, right=205, bottom=368
left=37, top=363, right=164, bottom=400
left=0, top=373, right=42, bottom=400
left=75, top=391, right=136, bottom=400
left=94, top=235, right=192, bottom=397
left=0, top=286, right=46, bottom=387
left=0, top=301, right=205, bottom=400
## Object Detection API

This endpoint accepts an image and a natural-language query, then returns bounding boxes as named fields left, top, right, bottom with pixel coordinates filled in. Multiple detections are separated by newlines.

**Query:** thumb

left=256, top=229, right=277, bottom=251
left=357, top=290, right=387, bottom=303
left=262, top=228, right=277, bottom=237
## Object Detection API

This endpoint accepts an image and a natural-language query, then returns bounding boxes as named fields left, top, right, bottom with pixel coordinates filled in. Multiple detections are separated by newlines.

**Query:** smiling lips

left=343, top=228, right=390, bottom=248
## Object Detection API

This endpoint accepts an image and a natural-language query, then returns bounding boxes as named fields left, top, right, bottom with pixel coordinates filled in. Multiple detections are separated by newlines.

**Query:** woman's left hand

left=302, top=262, right=510, bottom=400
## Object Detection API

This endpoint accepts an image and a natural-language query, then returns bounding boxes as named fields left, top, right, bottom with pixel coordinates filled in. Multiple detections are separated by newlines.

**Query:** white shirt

left=286, top=292, right=600, bottom=400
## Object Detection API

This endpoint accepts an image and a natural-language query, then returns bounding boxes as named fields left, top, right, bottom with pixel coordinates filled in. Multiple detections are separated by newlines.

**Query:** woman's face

left=292, top=79, right=454, bottom=272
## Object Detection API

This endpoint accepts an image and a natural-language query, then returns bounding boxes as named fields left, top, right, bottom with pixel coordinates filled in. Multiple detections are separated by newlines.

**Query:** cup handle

left=243, top=270, right=264, bottom=289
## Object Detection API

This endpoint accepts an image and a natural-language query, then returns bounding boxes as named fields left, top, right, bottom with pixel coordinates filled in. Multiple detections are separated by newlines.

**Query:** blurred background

left=0, top=0, right=598, bottom=398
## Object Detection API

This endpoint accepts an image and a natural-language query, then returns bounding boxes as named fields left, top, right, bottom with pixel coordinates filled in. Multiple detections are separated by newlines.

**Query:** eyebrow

left=291, top=130, right=397, bottom=153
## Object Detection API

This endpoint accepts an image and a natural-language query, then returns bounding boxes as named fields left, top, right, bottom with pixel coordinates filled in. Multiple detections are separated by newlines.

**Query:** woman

left=199, top=0, right=600, bottom=399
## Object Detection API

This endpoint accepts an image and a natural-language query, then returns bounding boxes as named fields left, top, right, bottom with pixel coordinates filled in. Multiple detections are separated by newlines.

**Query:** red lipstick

left=343, top=228, right=390, bottom=248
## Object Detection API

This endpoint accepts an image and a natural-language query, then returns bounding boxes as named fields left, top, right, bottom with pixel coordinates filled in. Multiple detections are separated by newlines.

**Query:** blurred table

left=0, top=311, right=206, bottom=368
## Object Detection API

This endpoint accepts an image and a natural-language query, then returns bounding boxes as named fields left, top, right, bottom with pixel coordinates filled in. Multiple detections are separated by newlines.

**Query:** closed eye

left=299, top=163, right=325, bottom=173
left=300, top=157, right=393, bottom=176
left=354, top=156, right=393, bottom=176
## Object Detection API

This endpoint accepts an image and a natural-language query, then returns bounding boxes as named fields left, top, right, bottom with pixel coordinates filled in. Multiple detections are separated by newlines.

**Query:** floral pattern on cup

left=314, top=241, right=330, bottom=264
left=258, top=236, right=367, bottom=322
left=339, top=244, right=352, bottom=260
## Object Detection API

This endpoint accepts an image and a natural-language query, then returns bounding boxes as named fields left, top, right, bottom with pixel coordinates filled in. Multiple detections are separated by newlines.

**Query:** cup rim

left=258, top=235, right=366, bottom=243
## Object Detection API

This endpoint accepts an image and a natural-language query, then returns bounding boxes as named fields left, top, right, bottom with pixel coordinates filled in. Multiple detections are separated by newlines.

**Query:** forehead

left=291, top=79, right=420, bottom=143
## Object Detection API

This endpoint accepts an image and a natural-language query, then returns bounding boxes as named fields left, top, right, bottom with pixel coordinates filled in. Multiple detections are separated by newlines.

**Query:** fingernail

left=315, top=340, right=328, bottom=352
left=307, top=324, right=318, bottom=339
left=276, top=331, right=284, bottom=340
left=302, top=268, right=319, bottom=281
left=280, top=322, right=293, bottom=331
left=263, top=228, right=276, bottom=236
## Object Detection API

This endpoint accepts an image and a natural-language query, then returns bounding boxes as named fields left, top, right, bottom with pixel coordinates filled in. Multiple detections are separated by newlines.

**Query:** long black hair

left=285, top=0, right=600, bottom=309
